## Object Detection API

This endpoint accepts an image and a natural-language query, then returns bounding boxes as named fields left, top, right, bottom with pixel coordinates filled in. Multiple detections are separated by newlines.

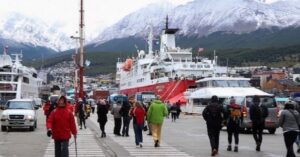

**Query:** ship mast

left=79, top=0, right=85, bottom=99
left=3, top=46, right=8, bottom=55
left=148, top=26, right=153, bottom=54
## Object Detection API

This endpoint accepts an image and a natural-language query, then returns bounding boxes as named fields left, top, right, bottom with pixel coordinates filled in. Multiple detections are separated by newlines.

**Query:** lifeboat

left=122, top=59, right=133, bottom=71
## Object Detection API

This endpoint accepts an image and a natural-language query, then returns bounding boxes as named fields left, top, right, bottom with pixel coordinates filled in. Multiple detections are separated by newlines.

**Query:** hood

left=2, top=109, right=35, bottom=116
left=152, top=100, right=163, bottom=104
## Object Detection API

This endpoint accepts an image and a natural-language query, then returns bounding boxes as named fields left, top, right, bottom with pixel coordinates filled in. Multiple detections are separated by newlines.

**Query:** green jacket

left=147, top=100, right=168, bottom=124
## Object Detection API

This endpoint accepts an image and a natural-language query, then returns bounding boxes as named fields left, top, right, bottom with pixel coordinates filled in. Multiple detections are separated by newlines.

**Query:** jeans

left=99, top=121, right=107, bottom=133
left=79, top=116, right=86, bottom=128
left=171, top=113, right=177, bottom=121
left=227, top=122, right=239, bottom=145
left=252, top=123, right=263, bottom=145
left=296, top=133, right=300, bottom=145
left=284, top=131, right=298, bottom=157
left=207, top=127, right=220, bottom=151
left=122, top=116, right=131, bottom=136
left=54, top=140, right=69, bottom=157
left=114, top=118, right=122, bottom=135
left=133, top=123, right=144, bottom=145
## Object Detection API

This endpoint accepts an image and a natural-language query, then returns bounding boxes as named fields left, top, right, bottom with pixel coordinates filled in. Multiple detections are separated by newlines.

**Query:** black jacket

left=119, top=102, right=132, bottom=117
left=97, top=104, right=109, bottom=123
left=249, top=103, right=268, bottom=125
left=202, top=102, right=224, bottom=129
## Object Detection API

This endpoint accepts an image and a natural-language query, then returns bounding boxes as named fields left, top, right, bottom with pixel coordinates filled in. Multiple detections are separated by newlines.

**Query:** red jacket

left=66, top=103, right=74, bottom=114
left=130, top=107, right=146, bottom=125
left=46, top=107, right=77, bottom=140
left=43, top=101, right=51, bottom=116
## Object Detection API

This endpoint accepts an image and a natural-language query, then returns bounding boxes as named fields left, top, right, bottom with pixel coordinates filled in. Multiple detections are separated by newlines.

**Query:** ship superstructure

left=117, top=17, right=225, bottom=101
left=0, top=47, right=42, bottom=101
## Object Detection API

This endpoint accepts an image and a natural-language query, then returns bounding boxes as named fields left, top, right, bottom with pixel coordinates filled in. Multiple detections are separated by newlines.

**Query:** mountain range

left=3, top=0, right=300, bottom=60
left=0, top=13, right=74, bottom=59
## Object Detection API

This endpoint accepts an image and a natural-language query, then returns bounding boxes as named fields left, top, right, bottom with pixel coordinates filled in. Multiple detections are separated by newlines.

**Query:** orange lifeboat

left=122, top=59, right=133, bottom=71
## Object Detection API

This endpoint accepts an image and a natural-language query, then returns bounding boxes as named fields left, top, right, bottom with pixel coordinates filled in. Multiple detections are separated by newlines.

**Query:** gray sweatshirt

left=111, top=105, right=122, bottom=118
left=279, top=109, right=300, bottom=133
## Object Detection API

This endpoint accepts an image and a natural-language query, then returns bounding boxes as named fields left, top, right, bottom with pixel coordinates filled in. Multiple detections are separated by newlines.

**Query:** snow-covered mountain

left=92, top=0, right=300, bottom=45
left=0, top=13, right=74, bottom=52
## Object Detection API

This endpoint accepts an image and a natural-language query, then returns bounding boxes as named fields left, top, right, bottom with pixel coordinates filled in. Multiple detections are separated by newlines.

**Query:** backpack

left=203, top=103, right=222, bottom=122
left=251, top=104, right=268, bottom=123
left=230, top=108, right=241, bottom=119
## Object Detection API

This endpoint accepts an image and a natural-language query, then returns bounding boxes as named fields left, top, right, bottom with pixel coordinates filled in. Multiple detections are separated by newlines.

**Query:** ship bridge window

left=197, top=65, right=203, bottom=68
left=212, top=80, right=250, bottom=87
left=197, top=81, right=208, bottom=88
left=23, top=77, right=29, bottom=84
left=204, top=65, right=210, bottom=68
left=33, top=73, right=37, bottom=78
left=0, top=75, right=11, bottom=81
left=190, top=65, right=196, bottom=68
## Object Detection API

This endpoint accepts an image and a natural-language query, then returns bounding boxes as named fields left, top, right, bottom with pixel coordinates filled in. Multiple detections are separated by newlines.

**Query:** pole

left=75, top=137, right=78, bottom=157
left=79, top=0, right=85, bottom=99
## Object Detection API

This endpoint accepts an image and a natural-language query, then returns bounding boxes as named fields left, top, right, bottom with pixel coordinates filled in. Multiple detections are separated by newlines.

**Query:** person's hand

left=47, top=130, right=52, bottom=137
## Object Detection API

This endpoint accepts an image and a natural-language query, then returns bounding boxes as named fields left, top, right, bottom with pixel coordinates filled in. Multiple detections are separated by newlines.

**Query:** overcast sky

left=0, top=0, right=191, bottom=39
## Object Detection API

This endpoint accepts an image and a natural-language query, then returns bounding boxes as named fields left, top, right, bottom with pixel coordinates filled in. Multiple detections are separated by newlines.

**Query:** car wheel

left=29, top=126, right=35, bottom=131
left=34, top=121, right=37, bottom=128
left=268, top=128, right=276, bottom=134
left=1, top=126, right=6, bottom=132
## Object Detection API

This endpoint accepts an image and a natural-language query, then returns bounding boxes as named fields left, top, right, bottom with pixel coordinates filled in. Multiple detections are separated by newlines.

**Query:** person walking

left=130, top=101, right=146, bottom=148
left=166, top=101, right=171, bottom=118
left=76, top=99, right=86, bottom=129
left=46, top=96, right=77, bottom=157
left=146, top=101, right=152, bottom=136
left=176, top=100, right=181, bottom=119
left=170, top=104, right=178, bottom=122
left=111, top=101, right=122, bottom=136
left=250, top=95, right=269, bottom=151
left=225, top=97, right=242, bottom=152
left=202, top=95, right=224, bottom=156
left=147, top=96, right=168, bottom=147
left=279, top=101, right=300, bottom=157
left=97, top=99, right=109, bottom=138
left=120, top=100, right=132, bottom=137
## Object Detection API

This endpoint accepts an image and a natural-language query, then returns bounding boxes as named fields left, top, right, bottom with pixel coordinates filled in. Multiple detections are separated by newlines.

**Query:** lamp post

left=71, top=0, right=85, bottom=100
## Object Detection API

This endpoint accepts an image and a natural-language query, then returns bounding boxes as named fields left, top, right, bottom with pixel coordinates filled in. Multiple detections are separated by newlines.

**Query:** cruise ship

left=116, top=17, right=227, bottom=102
left=0, top=47, right=42, bottom=101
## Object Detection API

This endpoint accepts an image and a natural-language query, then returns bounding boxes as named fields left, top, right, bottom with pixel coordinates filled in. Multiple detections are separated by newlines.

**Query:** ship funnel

left=160, top=16, right=179, bottom=53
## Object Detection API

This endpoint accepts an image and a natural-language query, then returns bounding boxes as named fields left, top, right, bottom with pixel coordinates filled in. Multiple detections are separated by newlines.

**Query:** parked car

left=223, top=95, right=280, bottom=134
left=0, top=99, right=38, bottom=131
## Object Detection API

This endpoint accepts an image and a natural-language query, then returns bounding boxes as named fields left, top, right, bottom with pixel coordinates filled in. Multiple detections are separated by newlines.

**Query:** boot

left=211, top=149, right=217, bottom=156
left=227, top=145, right=232, bottom=151
left=154, top=140, right=159, bottom=147
left=234, top=146, right=238, bottom=152
left=256, top=142, right=261, bottom=152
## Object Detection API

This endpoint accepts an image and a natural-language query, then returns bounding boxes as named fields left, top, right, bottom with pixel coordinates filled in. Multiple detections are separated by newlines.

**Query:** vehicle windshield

left=212, top=80, right=250, bottom=87
left=6, top=101, right=33, bottom=110
left=246, top=96, right=276, bottom=108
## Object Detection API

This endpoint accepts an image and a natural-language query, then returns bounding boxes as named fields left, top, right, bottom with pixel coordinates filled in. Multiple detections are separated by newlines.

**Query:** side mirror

left=34, top=106, right=39, bottom=110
